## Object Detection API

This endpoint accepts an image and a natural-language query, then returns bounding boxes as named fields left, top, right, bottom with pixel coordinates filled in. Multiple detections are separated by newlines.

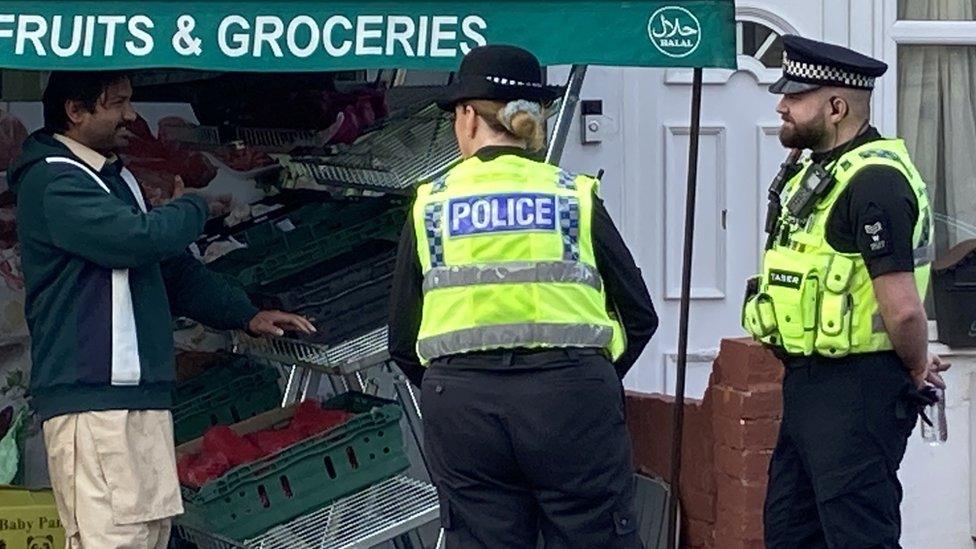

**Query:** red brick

left=712, top=416, right=780, bottom=450
left=626, top=391, right=713, bottom=491
left=713, top=511, right=764, bottom=544
left=713, top=445, right=773, bottom=483
left=681, top=488, right=715, bottom=523
left=712, top=533, right=764, bottom=549
left=714, top=473, right=767, bottom=522
left=713, top=338, right=783, bottom=390
left=714, top=494, right=765, bottom=540
left=685, top=517, right=714, bottom=548
left=714, top=499, right=764, bottom=533
left=711, top=383, right=782, bottom=421
left=626, top=392, right=673, bottom=478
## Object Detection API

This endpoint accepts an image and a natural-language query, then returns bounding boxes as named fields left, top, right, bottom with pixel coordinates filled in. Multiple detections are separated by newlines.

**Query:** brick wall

left=626, top=338, right=784, bottom=548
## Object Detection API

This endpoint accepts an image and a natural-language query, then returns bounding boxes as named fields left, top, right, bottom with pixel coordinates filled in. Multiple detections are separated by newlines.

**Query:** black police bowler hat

left=436, top=44, right=563, bottom=111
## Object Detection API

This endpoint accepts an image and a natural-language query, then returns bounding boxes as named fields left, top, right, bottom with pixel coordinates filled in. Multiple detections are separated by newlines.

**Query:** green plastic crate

left=207, top=199, right=407, bottom=291
left=172, top=360, right=283, bottom=445
left=178, top=392, right=409, bottom=540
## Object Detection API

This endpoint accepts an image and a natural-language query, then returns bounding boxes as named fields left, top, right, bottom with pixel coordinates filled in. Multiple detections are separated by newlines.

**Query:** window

left=737, top=20, right=784, bottom=68
left=898, top=44, right=976, bottom=253
left=891, top=0, right=976, bottom=329
left=895, top=1, right=976, bottom=254
left=899, top=0, right=976, bottom=20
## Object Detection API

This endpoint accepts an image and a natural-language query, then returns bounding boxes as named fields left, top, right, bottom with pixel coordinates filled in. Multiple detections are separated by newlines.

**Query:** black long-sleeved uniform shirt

left=388, top=146, right=658, bottom=387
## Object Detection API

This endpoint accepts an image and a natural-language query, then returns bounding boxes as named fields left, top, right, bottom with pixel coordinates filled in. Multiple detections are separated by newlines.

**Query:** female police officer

left=388, top=44, right=657, bottom=548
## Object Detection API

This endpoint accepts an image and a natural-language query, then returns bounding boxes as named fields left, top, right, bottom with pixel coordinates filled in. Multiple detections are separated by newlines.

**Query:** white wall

left=899, top=346, right=975, bottom=548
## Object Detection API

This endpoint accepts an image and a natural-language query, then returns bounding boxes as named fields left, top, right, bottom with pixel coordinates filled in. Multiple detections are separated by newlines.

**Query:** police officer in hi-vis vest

left=388, top=44, right=657, bottom=548
left=743, top=35, right=950, bottom=547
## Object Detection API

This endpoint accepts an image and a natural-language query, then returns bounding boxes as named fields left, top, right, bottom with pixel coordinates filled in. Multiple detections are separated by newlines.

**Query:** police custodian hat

left=436, top=44, right=563, bottom=110
left=769, top=35, right=888, bottom=94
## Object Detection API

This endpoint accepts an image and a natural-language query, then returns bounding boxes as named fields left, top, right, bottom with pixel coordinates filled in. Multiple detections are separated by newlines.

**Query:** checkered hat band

left=485, top=75, right=544, bottom=89
left=783, top=54, right=875, bottom=89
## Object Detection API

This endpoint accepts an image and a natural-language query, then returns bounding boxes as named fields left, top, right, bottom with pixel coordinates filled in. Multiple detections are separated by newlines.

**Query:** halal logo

left=647, top=6, right=701, bottom=58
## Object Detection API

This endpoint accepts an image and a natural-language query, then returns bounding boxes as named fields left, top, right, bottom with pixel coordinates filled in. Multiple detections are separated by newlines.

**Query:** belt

left=431, top=347, right=609, bottom=368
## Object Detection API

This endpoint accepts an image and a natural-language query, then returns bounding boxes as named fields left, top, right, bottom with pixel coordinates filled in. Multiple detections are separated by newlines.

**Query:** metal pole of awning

left=545, top=64, right=587, bottom=165
left=667, top=67, right=704, bottom=549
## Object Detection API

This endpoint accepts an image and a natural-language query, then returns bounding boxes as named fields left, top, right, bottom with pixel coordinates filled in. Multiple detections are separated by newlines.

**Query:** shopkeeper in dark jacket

left=388, top=45, right=658, bottom=548
left=9, top=71, right=314, bottom=549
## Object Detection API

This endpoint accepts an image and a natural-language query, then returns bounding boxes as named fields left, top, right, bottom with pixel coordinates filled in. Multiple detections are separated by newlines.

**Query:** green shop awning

left=0, top=1, right=736, bottom=71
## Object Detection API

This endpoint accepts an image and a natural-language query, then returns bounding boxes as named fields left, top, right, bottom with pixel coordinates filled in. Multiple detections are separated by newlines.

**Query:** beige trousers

left=43, top=410, right=184, bottom=549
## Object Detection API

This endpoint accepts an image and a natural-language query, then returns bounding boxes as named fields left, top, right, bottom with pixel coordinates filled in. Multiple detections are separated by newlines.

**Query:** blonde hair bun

left=497, top=100, right=545, bottom=151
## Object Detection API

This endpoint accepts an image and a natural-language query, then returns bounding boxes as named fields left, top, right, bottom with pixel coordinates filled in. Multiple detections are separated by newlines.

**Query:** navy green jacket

left=10, top=131, right=259, bottom=421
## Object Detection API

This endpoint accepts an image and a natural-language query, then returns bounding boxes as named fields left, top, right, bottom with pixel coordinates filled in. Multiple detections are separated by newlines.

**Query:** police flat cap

left=769, top=35, right=888, bottom=94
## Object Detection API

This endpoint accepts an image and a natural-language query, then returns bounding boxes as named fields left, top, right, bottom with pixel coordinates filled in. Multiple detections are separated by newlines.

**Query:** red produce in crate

left=245, top=428, right=305, bottom=456
left=202, top=425, right=263, bottom=467
left=288, top=400, right=353, bottom=438
left=178, top=451, right=230, bottom=488
left=181, top=151, right=219, bottom=188
left=212, top=145, right=275, bottom=172
left=328, top=106, right=362, bottom=145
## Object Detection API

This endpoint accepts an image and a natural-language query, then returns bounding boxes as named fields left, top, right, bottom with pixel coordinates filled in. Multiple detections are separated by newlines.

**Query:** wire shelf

left=159, top=124, right=222, bottom=146
left=175, top=475, right=439, bottom=549
left=285, top=104, right=459, bottom=193
left=235, top=127, right=320, bottom=151
left=231, top=326, right=390, bottom=376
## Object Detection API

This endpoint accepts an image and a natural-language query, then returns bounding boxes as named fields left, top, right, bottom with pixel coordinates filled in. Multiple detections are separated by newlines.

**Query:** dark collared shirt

left=813, top=127, right=919, bottom=279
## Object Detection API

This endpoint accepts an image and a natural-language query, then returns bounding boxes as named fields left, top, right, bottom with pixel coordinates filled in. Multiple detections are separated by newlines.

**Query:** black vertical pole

left=666, top=67, right=704, bottom=549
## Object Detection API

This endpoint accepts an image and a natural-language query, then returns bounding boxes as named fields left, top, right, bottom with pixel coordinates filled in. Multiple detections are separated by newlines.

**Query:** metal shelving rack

left=176, top=475, right=438, bottom=549
left=170, top=84, right=467, bottom=548
left=174, top=323, right=440, bottom=549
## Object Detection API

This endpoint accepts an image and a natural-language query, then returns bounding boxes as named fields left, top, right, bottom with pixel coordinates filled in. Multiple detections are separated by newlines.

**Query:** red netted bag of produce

left=288, top=400, right=353, bottom=438
left=177, top=451, right=230, bottom=488
left=245, top=428, right=305, bottom=456
left=202, top=425, right=263, bottom=467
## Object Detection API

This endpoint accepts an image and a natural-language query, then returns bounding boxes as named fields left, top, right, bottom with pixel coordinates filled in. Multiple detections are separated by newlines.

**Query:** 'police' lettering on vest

left=448, top=193, right=556, bottom=237
left=768, top=269, right=802, bottom=290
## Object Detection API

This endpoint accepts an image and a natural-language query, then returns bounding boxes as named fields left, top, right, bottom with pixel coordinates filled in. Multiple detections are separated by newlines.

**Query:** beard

left=779, top=116, right=827, bottom=150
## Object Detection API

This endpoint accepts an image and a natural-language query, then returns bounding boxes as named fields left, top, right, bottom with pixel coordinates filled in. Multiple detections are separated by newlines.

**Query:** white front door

left=555, top=1, right=844, bottom=396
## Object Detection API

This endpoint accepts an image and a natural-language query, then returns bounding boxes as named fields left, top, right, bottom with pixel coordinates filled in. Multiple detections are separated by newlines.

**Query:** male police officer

left=742, top=36, right=949, bottom=547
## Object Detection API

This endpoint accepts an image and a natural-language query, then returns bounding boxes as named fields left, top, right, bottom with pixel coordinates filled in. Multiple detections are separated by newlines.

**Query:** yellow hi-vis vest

left=743, top=138, right=933, bottom=357
left=412, top=154, right=626, bottom=365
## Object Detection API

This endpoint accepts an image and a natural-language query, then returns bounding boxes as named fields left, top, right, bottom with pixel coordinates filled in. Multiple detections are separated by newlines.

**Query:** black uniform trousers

left=421, top=348, right=642, bottom=549
left=764, top=351, right=919, bottom=549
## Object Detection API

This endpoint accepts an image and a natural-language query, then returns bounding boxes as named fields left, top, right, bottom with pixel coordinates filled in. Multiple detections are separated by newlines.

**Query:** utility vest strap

left=422, top=261, right=602, bottom=294
left=417, top=322, right=614, bottom=361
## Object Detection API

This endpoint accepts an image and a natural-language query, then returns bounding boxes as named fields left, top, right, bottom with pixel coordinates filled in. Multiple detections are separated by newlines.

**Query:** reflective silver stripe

left=872, top=313, right=886, bottom=333
left=418, top=323, right=613, bottom=360
left=422, top=261, right=602, bottom=294
left=914, top=244, right=935, bottom=267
